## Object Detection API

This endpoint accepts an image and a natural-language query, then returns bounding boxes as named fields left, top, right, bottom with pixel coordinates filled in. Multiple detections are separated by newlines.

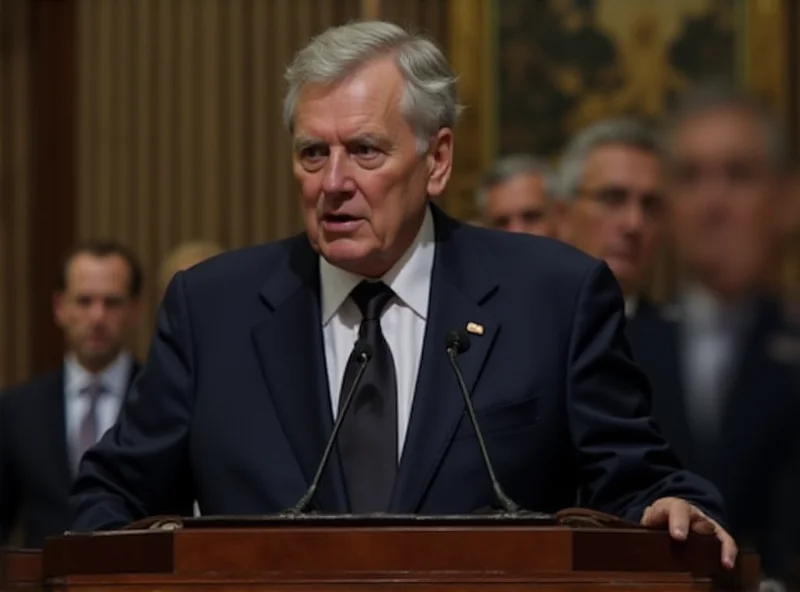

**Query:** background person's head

left=54, top=240, right=143, bottom=373
left=663, top=83, right=792, bottom=300
left=283, top=21, right=462, bottom=278
left=158, top=240, right=224, bottom=294
left=556, top=117, right=665, bottom=297
left=474, top=155, right=556, bottom=237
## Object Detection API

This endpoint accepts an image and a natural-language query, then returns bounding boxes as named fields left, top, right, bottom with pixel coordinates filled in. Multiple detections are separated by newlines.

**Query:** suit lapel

left=115, top=360, right=142, bottom=422
left=646, top=308, right=695, bottom=463
left=250, top=237, right=348, bottom=513
left=390, top=209, right=499, bottom=513
left=718, top=298, right=774, bottom=444
left=44, top=369, right=75, bottom=486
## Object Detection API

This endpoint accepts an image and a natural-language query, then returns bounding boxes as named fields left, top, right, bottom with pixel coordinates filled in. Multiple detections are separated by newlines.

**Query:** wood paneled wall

left=0, top=0, right=33, bottom=387
left=74, top=0, right=448, bottom=360
left=8, top=0, right=793, bottom=384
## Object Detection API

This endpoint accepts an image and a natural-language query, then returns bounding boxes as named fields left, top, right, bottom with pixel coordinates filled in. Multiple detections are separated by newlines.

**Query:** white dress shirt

left=64, top=350, right=133, bottom=469
left=320, top=206, right=435, bottom=458
left=624, top=295, right=638, bottom=319
left=681, top=285, right=748, bottom=436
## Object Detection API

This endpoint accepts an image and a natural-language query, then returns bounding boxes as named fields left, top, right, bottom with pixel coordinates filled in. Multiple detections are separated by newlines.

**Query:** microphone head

left=445, top=329, right=471, bottom=354
left=353, top=339, right=373, bottom=361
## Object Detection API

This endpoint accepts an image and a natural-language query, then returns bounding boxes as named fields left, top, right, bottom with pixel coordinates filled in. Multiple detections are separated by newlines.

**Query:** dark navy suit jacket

left=627, top=296, right=800, bottom=579
left=70, top=206, right=724, bottom=530
left=0, top=362, right=139, bottom=547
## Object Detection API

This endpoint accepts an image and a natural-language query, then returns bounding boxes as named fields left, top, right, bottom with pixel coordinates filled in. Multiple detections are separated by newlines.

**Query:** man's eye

left=301, top=146, right=327, bottom=160
left=353, top=144, right=379, bottom=157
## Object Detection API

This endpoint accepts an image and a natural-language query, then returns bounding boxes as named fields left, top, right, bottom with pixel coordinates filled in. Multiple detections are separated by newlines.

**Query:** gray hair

left=663, top=82, right=790, bottom=173
left=283, top=20, right=463, bottom=154
left=557, top=117, right=661, bottom=201
left=474, top=154, right=555, bottom=210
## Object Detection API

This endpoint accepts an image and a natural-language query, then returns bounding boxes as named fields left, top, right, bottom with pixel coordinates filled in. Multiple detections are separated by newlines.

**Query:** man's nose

left=88, top=301, right=107, bottom=321
left=507, top=218, right=527, bottom=233
left=620, top=202, right=645, bottom=234
left=321, top=150, right=356, bottom=195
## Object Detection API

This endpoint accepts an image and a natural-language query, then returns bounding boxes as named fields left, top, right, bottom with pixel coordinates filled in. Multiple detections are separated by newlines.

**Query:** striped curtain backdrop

left=74, top=0, right=449, bottom=361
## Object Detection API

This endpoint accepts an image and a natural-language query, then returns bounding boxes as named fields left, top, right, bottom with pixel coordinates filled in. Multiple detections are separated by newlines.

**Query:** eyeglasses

left=577, top=186, right=664, bottom=218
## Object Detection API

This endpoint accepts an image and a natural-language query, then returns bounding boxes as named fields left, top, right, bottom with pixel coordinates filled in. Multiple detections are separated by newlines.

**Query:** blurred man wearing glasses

left=554, top=117, right=665, bottom=321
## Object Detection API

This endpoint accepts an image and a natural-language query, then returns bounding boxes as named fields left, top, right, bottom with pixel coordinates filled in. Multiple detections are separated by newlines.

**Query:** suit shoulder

left=0, top=370, right=62, bottom=412
left=462, top=225, right=603, bottom=281
left=174, top=233, right=307, bottom=291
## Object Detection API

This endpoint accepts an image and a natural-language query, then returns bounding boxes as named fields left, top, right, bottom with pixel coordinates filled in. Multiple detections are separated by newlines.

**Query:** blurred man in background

left=0, top=240, right=143, bottom=547
left=474, top=154, right=556, bottom=237
left=628, top=85, right=800, bottom=587
left=555, top=117, right=665, bottom=321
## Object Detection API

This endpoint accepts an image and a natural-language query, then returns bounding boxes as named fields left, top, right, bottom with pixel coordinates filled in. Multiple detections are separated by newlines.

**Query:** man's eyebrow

left=293, top=133, right=389, bottom=152
left=347, top=133, right=386, bottom=145
left=293, top=136, right=324, bottom=152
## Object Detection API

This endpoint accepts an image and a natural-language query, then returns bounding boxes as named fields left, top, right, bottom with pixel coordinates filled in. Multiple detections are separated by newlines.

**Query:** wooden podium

left=0, top=548, right=43, bottom=592
left=2, top=513, right=759, bottom=591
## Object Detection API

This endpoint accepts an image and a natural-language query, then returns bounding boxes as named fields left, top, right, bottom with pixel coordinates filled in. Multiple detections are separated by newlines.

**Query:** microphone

left=286, top=339, right=373, bottom=514
left=445, top=330, right=522, bottom=514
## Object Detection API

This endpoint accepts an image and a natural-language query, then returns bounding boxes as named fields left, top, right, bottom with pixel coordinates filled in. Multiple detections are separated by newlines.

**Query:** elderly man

left=628, top=86, right=800, bottom=587
left=70, top=21, right=734, bottom=566
left=555, top=118, right=665, bottom=320
left=474, top=155, right=556, bottom=237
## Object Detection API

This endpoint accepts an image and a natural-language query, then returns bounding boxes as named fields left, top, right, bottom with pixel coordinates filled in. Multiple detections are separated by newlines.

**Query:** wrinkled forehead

left=670, top=108, right=773, bottom=164
left=292, top=57, right=407, bottom=141
left=584, top=144, right=663, bottom=187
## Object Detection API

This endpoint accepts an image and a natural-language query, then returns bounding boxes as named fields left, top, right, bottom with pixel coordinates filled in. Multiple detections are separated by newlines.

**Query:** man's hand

left=641, top=497, right=737, bottom=569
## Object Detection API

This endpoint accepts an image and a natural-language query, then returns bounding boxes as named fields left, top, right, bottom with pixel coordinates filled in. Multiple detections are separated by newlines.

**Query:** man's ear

left=53, top=291, right=66, bottom=329
left=426, top=128, right=453, bottom=197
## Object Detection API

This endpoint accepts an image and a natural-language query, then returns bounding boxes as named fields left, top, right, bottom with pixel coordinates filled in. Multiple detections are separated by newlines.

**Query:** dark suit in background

left=70, top=206, right=724, bottom=531
left=628, top=296, right=800, bottom=580
left=0, top=362, right=139, bottom=547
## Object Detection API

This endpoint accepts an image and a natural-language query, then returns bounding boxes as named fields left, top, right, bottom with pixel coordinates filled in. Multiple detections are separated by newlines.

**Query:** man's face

left=667, top=108, right=785, bottom=297
left=292, top=55, right=453, bottom=278
left=559, top=143, right=664, bottom=296
left=483, top=173, right=553, bottom=236
left=54, top=253, right=139, bottom=371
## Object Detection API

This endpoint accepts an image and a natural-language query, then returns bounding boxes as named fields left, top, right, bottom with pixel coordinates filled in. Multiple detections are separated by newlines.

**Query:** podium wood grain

left=4, top=522, right=760, bottom=591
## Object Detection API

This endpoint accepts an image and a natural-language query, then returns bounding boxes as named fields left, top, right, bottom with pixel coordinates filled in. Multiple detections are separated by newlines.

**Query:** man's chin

left=606, top=257, right=639, bottom=283
left=321, top=238, right=368, bottom=262
left=320, top=239, right=387, bottom=277
left=76, top=347, right=120, bottom=371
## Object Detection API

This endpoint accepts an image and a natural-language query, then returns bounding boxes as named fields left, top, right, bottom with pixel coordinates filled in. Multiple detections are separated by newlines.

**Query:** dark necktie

left=74, top=380, right=105, bottom=473
left=338, top=280, right=398, bottom=512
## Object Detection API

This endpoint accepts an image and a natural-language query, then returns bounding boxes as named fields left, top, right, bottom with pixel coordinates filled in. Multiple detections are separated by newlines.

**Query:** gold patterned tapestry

left=496, top=0, right=738, bottom=157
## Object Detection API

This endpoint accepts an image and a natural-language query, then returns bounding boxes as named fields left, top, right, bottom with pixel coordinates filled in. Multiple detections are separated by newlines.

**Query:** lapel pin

left=466, top=322, right=484, bottom=336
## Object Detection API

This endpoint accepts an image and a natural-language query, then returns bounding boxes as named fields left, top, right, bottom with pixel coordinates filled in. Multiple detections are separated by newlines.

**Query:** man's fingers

left=641, top=502, right=668, bottom=526
left=667, top=500, right=690, bottom=539
left=705, top=517, right=738, bottom=569
left=690, top=516, right=715, bottom=535
left=641, top=499, right=737, bottom=570
left=689, top=508, right=737, bottom=569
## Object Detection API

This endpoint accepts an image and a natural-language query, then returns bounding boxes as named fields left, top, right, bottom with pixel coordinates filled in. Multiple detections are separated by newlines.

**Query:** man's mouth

left=323, top=213, right=359, bottom=223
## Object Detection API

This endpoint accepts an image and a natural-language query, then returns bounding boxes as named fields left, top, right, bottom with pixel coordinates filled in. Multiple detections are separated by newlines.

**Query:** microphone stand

left=285, top=344, right=372, bottom=515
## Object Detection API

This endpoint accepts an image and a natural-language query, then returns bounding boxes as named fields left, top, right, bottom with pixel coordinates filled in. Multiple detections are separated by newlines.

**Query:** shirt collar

left=682, top=283, right=753, bottom=330
left=320, top=205, right=436, bottom=325
left=64, top=350, right=133, bottom=400
left=624, top=295, right=639, bottom=318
